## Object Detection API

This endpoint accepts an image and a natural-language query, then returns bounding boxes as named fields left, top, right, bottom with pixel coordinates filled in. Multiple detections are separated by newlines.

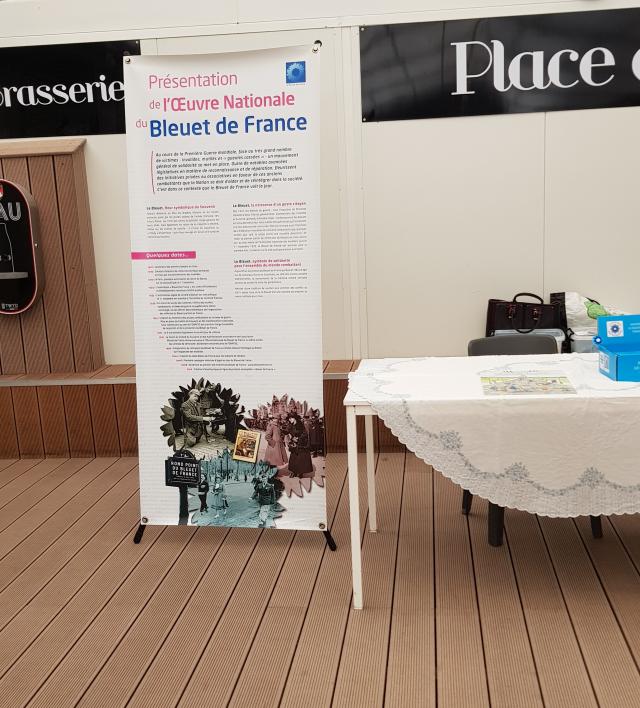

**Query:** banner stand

left=133, top=522, right=336, bottom=549
left=125, top=42, right=330, bottom=546
left=131, top=421, right=336, bottom=548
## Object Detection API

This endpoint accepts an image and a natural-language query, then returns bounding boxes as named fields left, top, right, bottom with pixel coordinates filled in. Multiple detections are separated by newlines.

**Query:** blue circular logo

left=286, top=62, right=305, bottom=83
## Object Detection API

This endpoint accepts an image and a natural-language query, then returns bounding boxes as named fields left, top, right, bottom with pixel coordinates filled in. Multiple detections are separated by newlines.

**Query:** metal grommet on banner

left=124, top=56, right=131, bottom=64
left=312, top=40, right=322, bottom=53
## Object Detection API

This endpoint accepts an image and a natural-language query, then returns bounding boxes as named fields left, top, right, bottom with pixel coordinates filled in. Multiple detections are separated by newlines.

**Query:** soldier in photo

left=211, top=479, right=228, bottom=519
left=199, top=383, right=223, bottom=440
left=222, top=394, right=241, bottom=442
left=264, top=414, right=288, bottom=468
left=308, top=409, right=325, bottom=457
left=255, top=474, right=276, bottom=527
left=286, top=412, right=314, bottom=478
left=197, top=473, right=209, bottom=513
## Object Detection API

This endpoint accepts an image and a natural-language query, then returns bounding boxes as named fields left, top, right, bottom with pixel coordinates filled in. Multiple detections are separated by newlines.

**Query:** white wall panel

left=2, top=1, right=635, bottom=44
left=83, top=134, right=134, bottom=363
left=362, top=114, right=545, bottom=357
left=158, top=29, right=350, bottom=358
left=237, top=0, right=579, bottom=24
left=80, top=38, right=158, bottom=364
left=544, top=107, right=640, bottom=313
left=0, top=1, right=237, bottom=39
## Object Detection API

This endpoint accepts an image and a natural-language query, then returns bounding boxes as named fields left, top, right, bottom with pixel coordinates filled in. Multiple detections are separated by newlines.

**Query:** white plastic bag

left=564, top=292, right=624, bottom=335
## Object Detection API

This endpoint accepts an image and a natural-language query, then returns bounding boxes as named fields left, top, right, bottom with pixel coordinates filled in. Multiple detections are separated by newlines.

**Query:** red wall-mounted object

left=0, top=179, right=43, bottom=314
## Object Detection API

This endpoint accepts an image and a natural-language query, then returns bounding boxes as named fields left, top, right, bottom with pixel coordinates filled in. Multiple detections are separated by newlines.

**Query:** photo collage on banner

left=124, top=46, right=325, bottom=530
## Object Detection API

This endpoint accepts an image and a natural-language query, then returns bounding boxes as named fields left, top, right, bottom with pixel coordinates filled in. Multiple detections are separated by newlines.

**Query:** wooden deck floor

left=2, top=454, right=640, bottom=707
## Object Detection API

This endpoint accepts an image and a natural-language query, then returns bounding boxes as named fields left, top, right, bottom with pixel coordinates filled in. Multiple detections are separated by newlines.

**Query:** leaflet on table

left=124, top=47, right=326, bottom=531
left=478, top=367, right=577, bottom=396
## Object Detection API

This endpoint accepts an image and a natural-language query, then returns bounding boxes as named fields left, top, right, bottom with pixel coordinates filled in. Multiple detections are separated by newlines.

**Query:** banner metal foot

left=133, top=524, right=146, bottom=544
left=323, top=529, right=337, bottom=551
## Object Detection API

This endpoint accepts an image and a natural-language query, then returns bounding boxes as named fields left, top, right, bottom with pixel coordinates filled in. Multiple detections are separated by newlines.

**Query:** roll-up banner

left=124, top=46, right=326, bottom=531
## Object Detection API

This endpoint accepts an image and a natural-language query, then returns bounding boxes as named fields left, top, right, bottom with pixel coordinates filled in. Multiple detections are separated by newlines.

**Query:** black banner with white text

left=0, top=40, right=140, bottom=138
left=360, top=9, right=640, bottom=121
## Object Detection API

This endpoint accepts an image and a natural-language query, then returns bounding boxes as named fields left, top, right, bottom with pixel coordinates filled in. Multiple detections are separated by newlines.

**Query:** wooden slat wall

left=114, top=373, right=138, bottom=457
left=2, top=157, right=49, bottom=373
left=12, top=386, right=44, bottom=458
left=323, top=359, right=354, bottom=453
left=0, top=140, right=104, bottom=375
left=72, top=150, right=104, bottom=370
left=324, top=360, right=402, bottom=453
left=62, top=385, right=95, bottom=458
left=0, top=360, right=402, bottom=458
left=54, top=153, right=96, bottom=372
left=1, top=369, right=115, bottom=459
left=0, top=387, right=19, bottom=458
left=0, top=162, right=26, bottom=374
left=88, top=385, right=121, bottom=457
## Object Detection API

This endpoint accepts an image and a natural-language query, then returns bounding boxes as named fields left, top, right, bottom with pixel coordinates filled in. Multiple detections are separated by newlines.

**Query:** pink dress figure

left=264, top=418, right=288, bottom=468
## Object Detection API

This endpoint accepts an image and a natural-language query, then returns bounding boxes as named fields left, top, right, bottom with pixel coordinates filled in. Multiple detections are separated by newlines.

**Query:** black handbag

left=486, top=293, right=563, bottom=336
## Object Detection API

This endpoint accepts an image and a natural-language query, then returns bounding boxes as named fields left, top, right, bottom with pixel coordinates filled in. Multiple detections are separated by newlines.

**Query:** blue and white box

left=594, top=315, right=640, bottom=381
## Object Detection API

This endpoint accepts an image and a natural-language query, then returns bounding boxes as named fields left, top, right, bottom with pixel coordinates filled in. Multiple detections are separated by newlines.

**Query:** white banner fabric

left=124, top=46, right=325, bottom=530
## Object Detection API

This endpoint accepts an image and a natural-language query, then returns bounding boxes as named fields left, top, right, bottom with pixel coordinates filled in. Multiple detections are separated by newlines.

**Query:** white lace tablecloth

left=348, top=353, right=640, bottom=517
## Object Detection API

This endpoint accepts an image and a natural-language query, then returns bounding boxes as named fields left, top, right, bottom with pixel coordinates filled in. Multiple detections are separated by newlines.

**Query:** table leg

left=365, top=414, right=377, bottom=532
left=346, top=405, right=363, bottom=610
left=488, top=503, right=505, bottom=547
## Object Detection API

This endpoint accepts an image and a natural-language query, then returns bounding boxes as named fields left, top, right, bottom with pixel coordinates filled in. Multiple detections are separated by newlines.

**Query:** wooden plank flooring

left=2, top=455, right=640, bottom=707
